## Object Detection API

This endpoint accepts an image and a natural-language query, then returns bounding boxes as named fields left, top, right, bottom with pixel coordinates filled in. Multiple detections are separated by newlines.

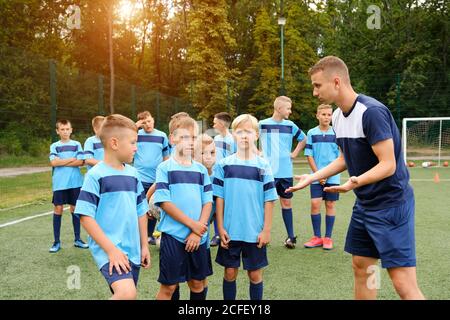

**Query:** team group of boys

left=48, top=56, right=424, bottom=300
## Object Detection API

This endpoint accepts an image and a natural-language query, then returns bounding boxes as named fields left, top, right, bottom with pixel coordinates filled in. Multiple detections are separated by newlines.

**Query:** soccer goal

left=402, top=117, right=450, bottom=166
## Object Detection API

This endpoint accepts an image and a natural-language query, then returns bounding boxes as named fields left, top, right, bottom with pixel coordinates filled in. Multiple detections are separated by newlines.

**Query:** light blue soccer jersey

left=83, top=135, right=104, bottom=170
left=212, top=154, right=278, bottom=243
left=154, top=158, right=213, bottom=245
left=258, top=118, right=306, bottom=179
left=214, top=132, right=236, bottom=162
left=134, top=128, right=169, bottom=186
left=74, top=162, right=149, bottom=269
left=49, top=140, right=84, bottom=191
left=304, top=126, right=340, bottom=185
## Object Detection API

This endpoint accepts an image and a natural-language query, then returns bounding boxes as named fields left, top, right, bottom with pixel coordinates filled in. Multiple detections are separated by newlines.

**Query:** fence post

left=98, top=75, right=104, bottom=115
left=49, top=59, right=57, bottom=142
left=131, top=85, right=136, bottom=120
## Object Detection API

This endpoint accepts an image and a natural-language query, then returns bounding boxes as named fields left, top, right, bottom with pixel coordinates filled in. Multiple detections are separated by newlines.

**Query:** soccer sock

left=213, top=219, right=219, bottom=236
left=171, top=285, right=180, bottom=300
left=282, top=208, right=295, bottom=239
left=71, top=212, right=81, bottom=241
left=249, top=281, right=263, bottom=300
left=53, top=213, right=62, bottom=243
left=223, top=279, right=237, bottom=300
left=311, top=213, right=322, bottom=237
left=147, top=218, right=157, bottom=238
left=190, top=289, right=206, bottom=300
left=325, top=215, right=336, bottom=238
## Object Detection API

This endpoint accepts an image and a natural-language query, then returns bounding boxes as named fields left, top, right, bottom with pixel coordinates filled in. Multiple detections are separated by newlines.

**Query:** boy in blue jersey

left=303, top=104, right=340, bottom=250
left=154, top=116, right=212, bottom=300
left=211, top=112, right=236, bottom=246
left=214, top=114, right=277, bottom=300
left=287, top=56, right=424, bottom=299
left=259, top=96, right=306, bottom=249
left=83, top=116, right=105, bottom=170
left=194, top=133, right=217, bottom=299
left=75, top=114, right=150, bottom=300
left=49, top=119, right=88, bottom=253
left=135, top=111, right=170, bottom=245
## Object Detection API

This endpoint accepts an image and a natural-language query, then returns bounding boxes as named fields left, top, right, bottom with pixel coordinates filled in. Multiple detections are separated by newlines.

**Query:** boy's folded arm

left=50, top=158, right=76, bottom=167
left=66, top=159, right=84, bottom=167
left=84, top=158, right=100, bottom=166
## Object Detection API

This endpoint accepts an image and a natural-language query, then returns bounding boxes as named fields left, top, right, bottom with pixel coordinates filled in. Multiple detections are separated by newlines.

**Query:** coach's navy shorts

left=344, top=194, right=416, bottom=269
left=310, top=183, right=340, bottom=201
left=274, top=178, right=293, bottom=199
left=158, top=233, right=210, bottom=285
left=100, top=261, right=140, bottom=293
left=52, top=187, right=81, bottom=206
left=216, top=241, right=268, bottom=271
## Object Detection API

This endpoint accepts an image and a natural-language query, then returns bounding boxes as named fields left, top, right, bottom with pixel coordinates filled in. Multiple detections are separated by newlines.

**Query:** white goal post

left=402, top=117, right=450, bottom=166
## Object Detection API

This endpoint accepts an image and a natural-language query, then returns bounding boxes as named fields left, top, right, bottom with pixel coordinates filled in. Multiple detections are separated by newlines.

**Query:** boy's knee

left=310, top=200, right=321, bottom=213
left=54, top=206, right=63, bottom=215
left=325, top=201, right=335, bottom=211
left=224, top=268, right=238, bottom=281
left=188, top=279, right=204, bottom=292
left=247, top=270, right=262, bottom=283
left=113, top=286, right=137, bottom=300
left=280, top=198, right=291, bottom=208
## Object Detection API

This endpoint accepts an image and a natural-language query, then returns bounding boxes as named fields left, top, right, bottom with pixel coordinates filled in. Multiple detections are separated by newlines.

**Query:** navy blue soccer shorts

left=52, top=187, right=81, bottom=206
left=158, top=233, right=211, bottom=285
left=344, top=195, right=416, bottom=269
left=215, top=240, right=268, bottom=271
left=310, top=183, right=340, bottom=201
left=100, top=261, right=140, bottom=293
left=274, top=178, right=293, bottom=199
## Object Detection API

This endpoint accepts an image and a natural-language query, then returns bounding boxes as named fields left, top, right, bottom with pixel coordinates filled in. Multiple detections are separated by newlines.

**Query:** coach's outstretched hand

left=285, top=174, right=313, bottom=193
left=323, top=176, right=358, bottom=193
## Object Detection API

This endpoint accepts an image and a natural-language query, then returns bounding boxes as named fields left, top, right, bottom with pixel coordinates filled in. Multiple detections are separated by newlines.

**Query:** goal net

left=402, top=117, right=450, bottom=166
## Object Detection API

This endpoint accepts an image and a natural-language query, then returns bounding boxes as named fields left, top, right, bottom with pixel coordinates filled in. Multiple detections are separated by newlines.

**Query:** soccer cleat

left=49, top=242, right=61, bottom=253
left=304, top=236, right=323, bottom=248
left=210, top=235, right=220, bottom=247
left=148, top=236, right=157, bottom=245
left=284, top=236, right=297, bottom=249
left=74, top=239, right=89, bottom=249
left=322, top=237, right=334, bottom=250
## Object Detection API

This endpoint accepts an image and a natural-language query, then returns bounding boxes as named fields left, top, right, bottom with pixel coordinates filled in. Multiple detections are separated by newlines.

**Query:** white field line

left=0, top=202, right=35, bottom=212
left=0, top=206, right=69, bottom=228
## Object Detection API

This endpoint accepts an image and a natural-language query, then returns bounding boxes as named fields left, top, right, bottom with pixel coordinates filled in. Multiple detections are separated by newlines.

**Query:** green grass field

left=1, top=165, right=449, bottom=300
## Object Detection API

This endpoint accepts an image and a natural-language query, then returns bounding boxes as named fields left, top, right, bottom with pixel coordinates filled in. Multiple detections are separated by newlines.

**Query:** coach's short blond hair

left=274, top=96, right=292, bottom=109
left=99, top=114, right=137, bottom=146
left=91, top=116, right=105, bottom=130
left=308, top=56, right=350, bottom=83
left=317, top=104, right=333, bottom=112
left=231, top=114, right=259, bottom=134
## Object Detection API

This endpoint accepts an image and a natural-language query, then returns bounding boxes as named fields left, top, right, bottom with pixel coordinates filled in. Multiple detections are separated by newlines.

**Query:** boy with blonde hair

left=214, top=114, right=277, bottom=300
left=84, top=116, right=105, bottom=170
left=75, top=114, right=150, bottom=300
left=303, top=104, right=340, bottom=250
left=154, top=116, right=212, bottom=300
left=259, top=96, right=306, bottom=249
left=49, top=119, right=88, bottom=253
